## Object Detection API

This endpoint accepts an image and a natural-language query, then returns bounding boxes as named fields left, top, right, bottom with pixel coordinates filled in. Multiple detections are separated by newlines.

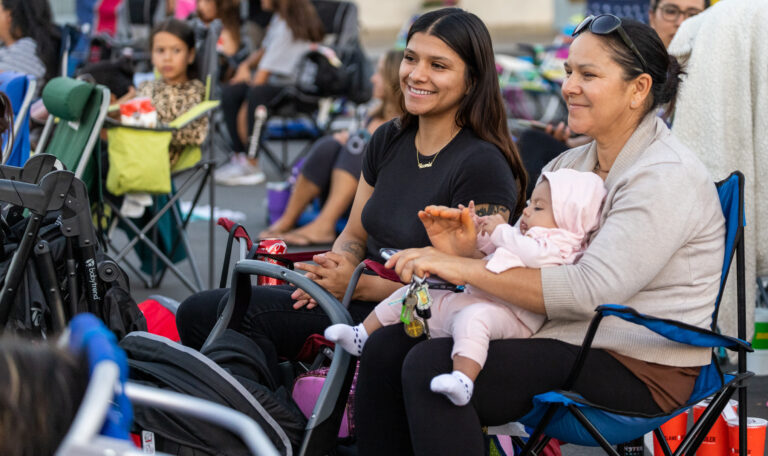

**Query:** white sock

left=430, top=370, right=474, bottom=406
left=324, top=323, right=368, bottom=356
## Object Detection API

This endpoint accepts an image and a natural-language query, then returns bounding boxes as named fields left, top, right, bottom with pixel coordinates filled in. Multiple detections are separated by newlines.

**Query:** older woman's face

left=561, top=33, right=640, bottom=139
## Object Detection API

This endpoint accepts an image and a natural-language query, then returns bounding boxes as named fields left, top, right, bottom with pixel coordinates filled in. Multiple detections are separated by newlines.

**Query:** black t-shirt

left=361, top=120, right=518, bottom=264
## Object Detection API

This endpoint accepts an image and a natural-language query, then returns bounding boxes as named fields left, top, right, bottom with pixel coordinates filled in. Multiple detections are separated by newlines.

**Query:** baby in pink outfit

left=325, top=168, right=606, bottom=406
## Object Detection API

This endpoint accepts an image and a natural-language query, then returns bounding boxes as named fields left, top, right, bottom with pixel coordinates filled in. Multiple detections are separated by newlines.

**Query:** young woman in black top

left=175, top=7, right=527, bottom=383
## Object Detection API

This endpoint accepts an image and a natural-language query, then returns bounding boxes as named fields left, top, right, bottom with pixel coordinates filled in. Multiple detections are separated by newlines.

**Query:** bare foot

left=259, top=218, right=294, bottom=238
left=281, top=224, right=337, bottom=246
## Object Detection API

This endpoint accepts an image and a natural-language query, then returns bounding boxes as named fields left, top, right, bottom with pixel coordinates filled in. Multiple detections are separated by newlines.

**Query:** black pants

left=220, top=83, right=286, bottom=153
left=355, top=325, right=662, bottom=456
left=301, top=134, right=364, bottom=201
left=176, top=285, right=374, bottom=381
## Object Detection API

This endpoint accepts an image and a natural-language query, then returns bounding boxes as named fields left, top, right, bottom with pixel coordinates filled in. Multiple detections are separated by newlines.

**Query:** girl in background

left=137, top=18, right=208, bottom=168
left=0, top=0, right=60, bottom=94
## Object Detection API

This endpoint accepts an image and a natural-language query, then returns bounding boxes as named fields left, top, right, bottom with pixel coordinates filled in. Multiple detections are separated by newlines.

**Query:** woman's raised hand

left=419, top=205, right=478, bottom=257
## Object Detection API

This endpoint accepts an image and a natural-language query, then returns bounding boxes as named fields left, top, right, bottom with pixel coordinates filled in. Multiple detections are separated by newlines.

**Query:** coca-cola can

left=257, top=238, right=288, bottom=286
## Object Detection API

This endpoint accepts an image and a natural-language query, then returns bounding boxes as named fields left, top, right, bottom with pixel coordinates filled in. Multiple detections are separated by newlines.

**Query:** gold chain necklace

left=415, top=128, right=461, bottom=169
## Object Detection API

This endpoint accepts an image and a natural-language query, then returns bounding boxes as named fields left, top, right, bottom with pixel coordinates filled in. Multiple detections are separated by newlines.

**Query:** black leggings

left=355, top=325, right=662, bottom=456
left=220, top=83, right=286, bottom=153
left=176, top=285, right=374, bottom=381
left=301, top=135, right=364, bottom=199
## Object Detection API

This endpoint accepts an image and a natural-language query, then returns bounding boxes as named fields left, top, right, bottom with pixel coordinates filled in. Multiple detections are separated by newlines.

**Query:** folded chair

left=496, top=171, right=752, bottom=456
left=102, top=19, right=222, bottom=293
left=57, top=312, right=279, bottom=456
left=0, top=71, right=37, bottom=166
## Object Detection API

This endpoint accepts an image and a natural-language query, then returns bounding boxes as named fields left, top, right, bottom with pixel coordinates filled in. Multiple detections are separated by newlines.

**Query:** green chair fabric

left=42, top=81, right=108, bottom=192
left=42, top=77, right=94, bottom=121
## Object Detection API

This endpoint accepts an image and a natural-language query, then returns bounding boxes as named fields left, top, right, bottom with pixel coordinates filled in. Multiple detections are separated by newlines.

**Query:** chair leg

left=653, top=428, right=673, bottom=456
left=518, top=405, right=559, bottom=456
left=677, top=386, right=735, bottom=455
left=567, top=405, right=620, bottom=456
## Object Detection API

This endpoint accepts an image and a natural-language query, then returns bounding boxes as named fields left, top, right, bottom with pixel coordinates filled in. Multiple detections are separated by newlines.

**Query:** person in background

left=0, top=0, right=60, bottom=95
left=196, top=0, right=246, bottom=73
left=214, top=0, right=323, bottom=186
left=259, top=49, right=404, bottom=246
left=648, top=0, right=708, bottom=48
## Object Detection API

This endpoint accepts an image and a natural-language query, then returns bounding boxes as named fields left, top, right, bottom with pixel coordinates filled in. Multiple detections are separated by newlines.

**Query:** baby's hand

left=480, top=214, right=506, bottom=235
left=458, top=200, right=481, bottom=230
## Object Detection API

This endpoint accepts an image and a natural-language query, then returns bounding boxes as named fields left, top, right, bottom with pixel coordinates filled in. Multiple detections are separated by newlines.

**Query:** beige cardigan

left=536, top=113, right=725, bottom=367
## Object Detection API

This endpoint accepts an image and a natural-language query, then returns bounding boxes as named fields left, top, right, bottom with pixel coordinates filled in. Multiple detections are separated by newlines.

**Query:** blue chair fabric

left=516, top=171, right=752, bottom=456
left=0, top=71, right=31, bottom=166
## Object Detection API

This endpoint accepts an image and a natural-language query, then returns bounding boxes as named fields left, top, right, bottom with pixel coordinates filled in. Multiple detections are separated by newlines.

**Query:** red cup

left=693, top=399, right=739, bottom=456
left=654, top=411, right=689, bottom=455
left=727, top=417, right=767, bottom=456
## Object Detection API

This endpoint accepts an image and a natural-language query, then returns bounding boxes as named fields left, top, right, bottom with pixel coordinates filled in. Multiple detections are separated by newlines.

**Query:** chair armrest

left=168, top=100, right=220, bottom=128
left=596, top=304, right=753, bottom=352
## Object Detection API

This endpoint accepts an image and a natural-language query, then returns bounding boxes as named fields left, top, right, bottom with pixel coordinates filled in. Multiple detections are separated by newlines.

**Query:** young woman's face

left=196, top=0, right=217, bottom=22
left=648, top=0, right=705, bottom=48
left=151, top=31, right=194, bottom=84
left=399, top=32, right=468, bottom=119
left=561, top=33, right=638, bottom=139
left=519, top=180, right=557, bottom=235
left=371, top=56, right=386, bottom=100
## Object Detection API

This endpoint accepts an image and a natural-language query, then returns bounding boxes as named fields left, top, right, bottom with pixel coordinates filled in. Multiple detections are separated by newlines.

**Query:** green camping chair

left=35, top=77, right=111, bottom=189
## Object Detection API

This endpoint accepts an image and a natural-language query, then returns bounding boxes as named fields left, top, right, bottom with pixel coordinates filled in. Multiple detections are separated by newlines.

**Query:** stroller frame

left=0, top=154, right=122, bottom=331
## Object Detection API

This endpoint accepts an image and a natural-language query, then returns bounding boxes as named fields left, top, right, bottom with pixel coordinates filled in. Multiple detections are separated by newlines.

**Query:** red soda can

left=257, top=238, right=288, bottom=286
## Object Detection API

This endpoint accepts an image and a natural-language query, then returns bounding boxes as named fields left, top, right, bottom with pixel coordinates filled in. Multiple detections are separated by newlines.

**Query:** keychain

left=399, top=276, right=433, bottom=338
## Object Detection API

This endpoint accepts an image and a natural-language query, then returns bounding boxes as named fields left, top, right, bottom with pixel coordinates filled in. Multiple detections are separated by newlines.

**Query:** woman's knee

left=176, top=288, right=228, bottom=349
left=401, top=338, right=454, bottom=388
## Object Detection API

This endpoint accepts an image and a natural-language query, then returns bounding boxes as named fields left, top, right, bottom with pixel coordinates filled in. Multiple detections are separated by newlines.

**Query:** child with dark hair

left=0, top=337, right=89, bottom=456
left=137, top=18, right=208, bottom=167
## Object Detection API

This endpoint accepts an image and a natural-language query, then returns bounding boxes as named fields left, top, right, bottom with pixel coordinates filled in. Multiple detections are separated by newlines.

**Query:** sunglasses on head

left=572, top=14, right=648, bottom=72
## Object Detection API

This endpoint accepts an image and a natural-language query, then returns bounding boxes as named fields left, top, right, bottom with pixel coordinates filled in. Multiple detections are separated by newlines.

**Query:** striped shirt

left=0, top=38, right=46, bottom=94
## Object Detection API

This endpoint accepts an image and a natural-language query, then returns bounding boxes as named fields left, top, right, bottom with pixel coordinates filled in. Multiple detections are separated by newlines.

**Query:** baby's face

left=519, top=180, right=558, bottom=234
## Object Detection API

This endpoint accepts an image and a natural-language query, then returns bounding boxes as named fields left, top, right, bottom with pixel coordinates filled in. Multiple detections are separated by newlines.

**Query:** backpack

left=295, top=42, right=373, bottom=104
left=120, top=330, right=307, bottom=455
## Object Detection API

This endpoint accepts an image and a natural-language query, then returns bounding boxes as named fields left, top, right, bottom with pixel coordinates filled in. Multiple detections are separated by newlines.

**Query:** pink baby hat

left=541, top=169, right=606, bottom=245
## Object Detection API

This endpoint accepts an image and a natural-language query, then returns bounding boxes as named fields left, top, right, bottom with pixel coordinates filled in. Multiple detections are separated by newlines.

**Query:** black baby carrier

left=120, top=329, right=307, bottom=455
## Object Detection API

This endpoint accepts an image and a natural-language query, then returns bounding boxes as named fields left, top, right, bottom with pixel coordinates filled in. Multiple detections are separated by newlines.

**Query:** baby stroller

left=56, top=312, right=279, bottom=455
left=0, top=154, right=143, bottom=338
left=118, top=258, right=356, bottom=455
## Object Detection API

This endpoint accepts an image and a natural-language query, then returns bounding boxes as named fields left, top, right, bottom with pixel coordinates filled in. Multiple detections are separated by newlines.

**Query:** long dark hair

left=400, top=8, right=527, bottom=219
left=1, top=0, right=60, bottom=83
left=595, top=18, right=685, bottom=116
left=368, top=49, right=404, bottom=122
left=275, top=0, right=324, bottom=43
left=0, top=92, right=14, bottom=162
left=150, top=18, right=198, bottom=80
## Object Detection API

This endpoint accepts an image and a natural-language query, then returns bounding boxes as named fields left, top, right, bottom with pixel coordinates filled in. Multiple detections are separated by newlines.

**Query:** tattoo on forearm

left=474, top=204, right=511, bottom=221
left=342, top=241, right=366, bottom=261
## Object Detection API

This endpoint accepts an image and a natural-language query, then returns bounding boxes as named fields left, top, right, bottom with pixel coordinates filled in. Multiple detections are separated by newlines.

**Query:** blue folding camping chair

left=0, top=71, right=36, bottom=166
left=506, top=171, right=752, bottom=456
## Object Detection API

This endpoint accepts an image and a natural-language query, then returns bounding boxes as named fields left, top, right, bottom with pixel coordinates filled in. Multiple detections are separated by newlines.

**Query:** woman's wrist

left=353, top=274, right=402, bottom=302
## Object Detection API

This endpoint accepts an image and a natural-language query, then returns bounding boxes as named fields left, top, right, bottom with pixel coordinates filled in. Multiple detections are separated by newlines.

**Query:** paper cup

left=727, top=417, right=767, bottom=456
left=693, top=399, right=739, bottom=456
left=654, top=411, right=689, bottom=455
